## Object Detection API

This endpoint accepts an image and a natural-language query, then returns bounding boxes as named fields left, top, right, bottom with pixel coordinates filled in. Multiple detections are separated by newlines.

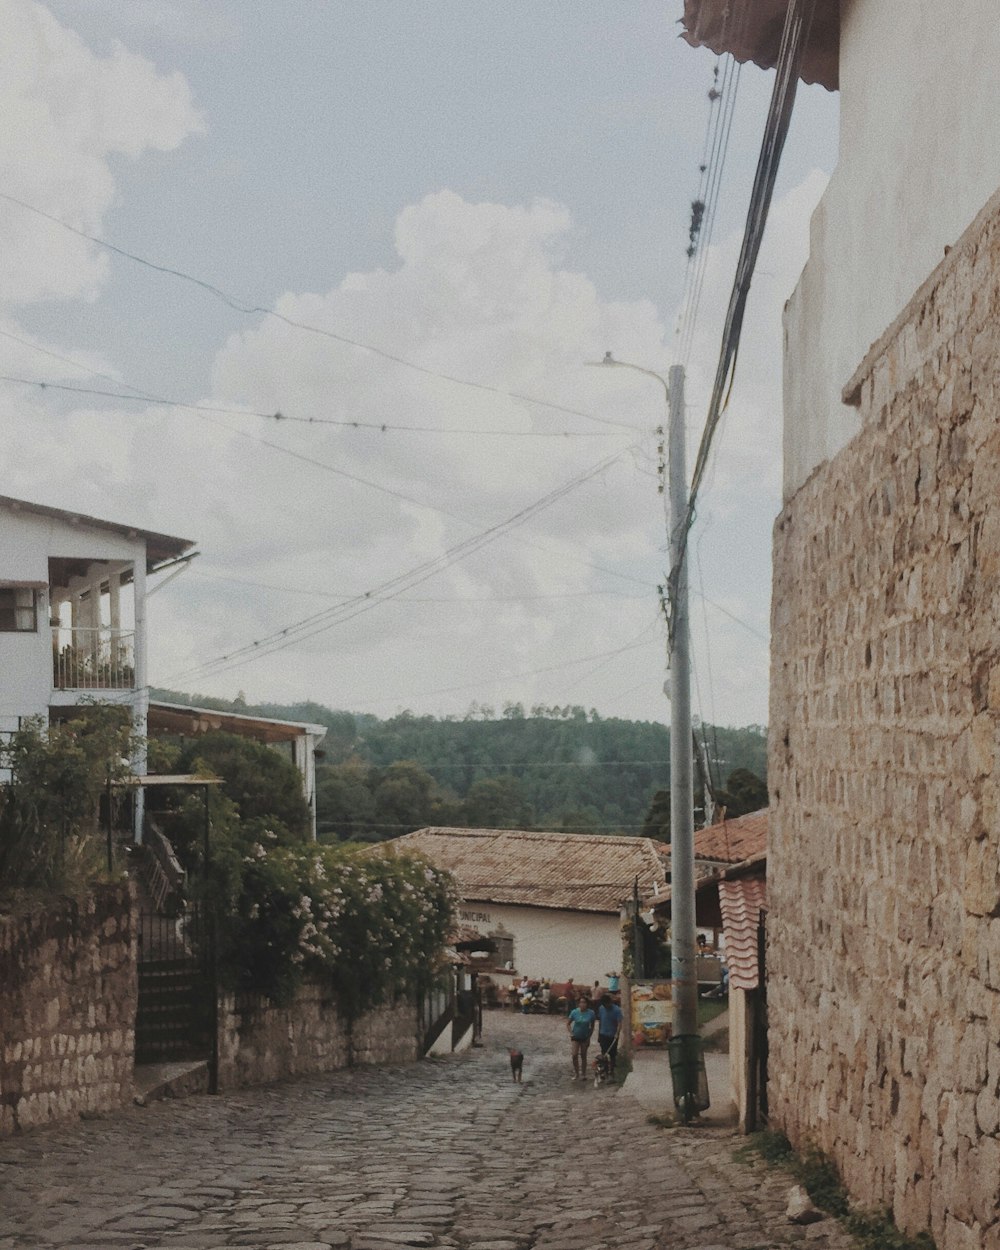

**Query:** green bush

left=165, top=731, right=312, bottom=842
left=205, top=829, right=457, bottom=1014
left=0, top=707, right=137, bottom=897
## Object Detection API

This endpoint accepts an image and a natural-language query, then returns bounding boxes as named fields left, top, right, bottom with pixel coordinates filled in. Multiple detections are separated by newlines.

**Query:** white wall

left=457, top=901, right=622, bottom=986
left=0, top=509, right=145, bottom=733
left=784, top=0, right=1000, bottom=496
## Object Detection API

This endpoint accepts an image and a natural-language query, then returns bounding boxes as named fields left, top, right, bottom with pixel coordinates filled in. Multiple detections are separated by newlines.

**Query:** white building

left=0, top=494, right=326, bottom=838
left=389, top=826, right=668, bottom=987
left=0, top=494, right=194, bottom=819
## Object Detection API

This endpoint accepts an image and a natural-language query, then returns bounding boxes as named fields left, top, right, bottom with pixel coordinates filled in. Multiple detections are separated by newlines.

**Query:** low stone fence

left=0, top=884, right=136, bottom=1135
left=218, top=981, right=420, bottom=1088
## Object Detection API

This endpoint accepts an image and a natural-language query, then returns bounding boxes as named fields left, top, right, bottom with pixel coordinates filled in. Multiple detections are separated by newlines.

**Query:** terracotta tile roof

left=693, top=809, right=768, bottom=865
left=679, top=0, right=840, bottom=91
left=391, top=827, right=668, bottom=914
left=719, top=876, right=768, bottom=991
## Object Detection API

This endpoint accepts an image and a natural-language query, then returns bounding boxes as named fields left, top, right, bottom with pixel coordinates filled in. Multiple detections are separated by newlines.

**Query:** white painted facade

left=457, top=901, right=622, bottom=986
left=0, top=507, right=150, bottom=734
left=784, top=0, right=1000, bottom=496
left=0, top=499, right=193, bottom=835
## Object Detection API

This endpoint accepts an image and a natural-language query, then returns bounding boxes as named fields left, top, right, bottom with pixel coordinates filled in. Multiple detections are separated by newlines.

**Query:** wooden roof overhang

left=148, top=702, right=327, bottom=745
left=679, top=0, right=840, bottom=91
left=117, top=773, right=223, bottom=788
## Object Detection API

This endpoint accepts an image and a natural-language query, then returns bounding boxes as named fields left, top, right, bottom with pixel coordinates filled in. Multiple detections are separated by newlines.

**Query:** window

left=0, top=588, right=37, bottom=632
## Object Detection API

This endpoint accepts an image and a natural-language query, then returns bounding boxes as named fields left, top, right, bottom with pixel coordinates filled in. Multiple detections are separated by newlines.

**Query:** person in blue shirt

left=597, top=994, right=624, bottom=1078
left=566, top=995, right=596, bottom=1081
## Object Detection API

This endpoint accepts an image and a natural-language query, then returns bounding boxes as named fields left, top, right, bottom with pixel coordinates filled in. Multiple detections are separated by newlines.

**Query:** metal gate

left=136, top=905, right=214, bottom=1064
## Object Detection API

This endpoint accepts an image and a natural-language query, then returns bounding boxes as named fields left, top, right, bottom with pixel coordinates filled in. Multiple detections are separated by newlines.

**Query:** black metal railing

left=136, top=904, right=213, bottom=1064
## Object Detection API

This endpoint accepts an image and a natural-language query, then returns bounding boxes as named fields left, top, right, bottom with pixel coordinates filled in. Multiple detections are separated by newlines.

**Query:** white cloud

left=0, top=0, right=828, bottom=732
left=0, top=0, right=204, bottom=304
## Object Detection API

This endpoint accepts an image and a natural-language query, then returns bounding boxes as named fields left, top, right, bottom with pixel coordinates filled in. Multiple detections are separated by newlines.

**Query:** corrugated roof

left=693, top=809, right=768, bottom=864
left=679, top=0, right=839, bottom=91
left=719, top=876, right=767, bottom=991
left=390, top=827, right=668, bottom=914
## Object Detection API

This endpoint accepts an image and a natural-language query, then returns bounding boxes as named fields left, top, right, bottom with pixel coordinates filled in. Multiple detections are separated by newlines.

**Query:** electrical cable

left=679, top=57, right=743, bottom=368
left=0, top=372, right=628, bottom=438
left=667, top=0, right=818, bottom=635
left=160, top=447, right=636, bottom=685
left=0, top=190, right=638, bottom=434
left=188, top=568, right=650, bottom=604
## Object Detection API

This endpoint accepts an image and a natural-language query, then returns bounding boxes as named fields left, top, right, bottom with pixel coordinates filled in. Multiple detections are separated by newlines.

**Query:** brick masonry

left=770, top=187, right=1000, bottom=1249
left=0, top=883, right=136, bottom=1135
left=218, top=983, right=420, bottom=1088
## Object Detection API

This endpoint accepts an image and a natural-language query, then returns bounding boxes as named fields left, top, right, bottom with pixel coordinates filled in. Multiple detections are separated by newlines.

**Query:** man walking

left=597, top=993, right=624, bottom=1078
left=567, top=994, right=596, bottom=1081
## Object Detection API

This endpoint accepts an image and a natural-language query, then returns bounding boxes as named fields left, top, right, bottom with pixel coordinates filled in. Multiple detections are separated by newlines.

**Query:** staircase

left=129, top=825, right=214, bottom=1067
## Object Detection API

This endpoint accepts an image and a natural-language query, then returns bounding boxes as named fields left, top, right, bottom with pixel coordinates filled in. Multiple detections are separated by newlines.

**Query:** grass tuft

left=734, top=1132, right=936, bottom=1250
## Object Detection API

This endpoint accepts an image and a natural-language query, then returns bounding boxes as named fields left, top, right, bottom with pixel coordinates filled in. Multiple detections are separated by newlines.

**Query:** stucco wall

left=783, top=0, right=1000, bottom=497
left=0, top=508, right=147, bottom=733
left=218, top=984, right=419, bottom=1088
left=770, top=187, right=1000, bottom=1249
left=457, top=901, right=621, bottom=985
left=0, top=884, right=136, bottom=1135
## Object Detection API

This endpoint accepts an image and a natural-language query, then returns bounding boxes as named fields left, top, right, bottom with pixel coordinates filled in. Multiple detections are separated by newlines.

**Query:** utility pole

left=587, top=355, right=701, bottom=1114
left=666, top=365, right=698, bottom=1050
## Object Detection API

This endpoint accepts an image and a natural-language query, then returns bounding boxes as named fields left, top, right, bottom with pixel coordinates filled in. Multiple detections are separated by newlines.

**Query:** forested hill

left=153, top=691, right=767, bottom=842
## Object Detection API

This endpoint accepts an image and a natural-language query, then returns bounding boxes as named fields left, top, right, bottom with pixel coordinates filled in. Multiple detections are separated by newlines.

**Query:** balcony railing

left=52, top=627, right=136, bottom=690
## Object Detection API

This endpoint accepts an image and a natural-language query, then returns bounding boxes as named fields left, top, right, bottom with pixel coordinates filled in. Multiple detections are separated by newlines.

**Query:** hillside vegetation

left=153, top=692, right=767, bottom=842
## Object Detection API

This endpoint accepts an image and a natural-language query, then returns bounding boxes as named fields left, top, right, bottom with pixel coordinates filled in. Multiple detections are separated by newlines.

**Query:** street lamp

left=586, top=353, right=701, bottom=1116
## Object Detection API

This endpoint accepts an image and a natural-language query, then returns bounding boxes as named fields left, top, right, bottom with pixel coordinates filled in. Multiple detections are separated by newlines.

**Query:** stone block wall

left=218, top=982, right=419, bottom=1088
left=771, top=186, right=1000, bottom=1249
left=0, top=884, right=136, bottom=1134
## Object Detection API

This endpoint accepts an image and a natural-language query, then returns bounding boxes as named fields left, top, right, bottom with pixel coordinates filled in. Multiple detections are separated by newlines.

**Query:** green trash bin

left=668, top=1034, right=710, bottom=1121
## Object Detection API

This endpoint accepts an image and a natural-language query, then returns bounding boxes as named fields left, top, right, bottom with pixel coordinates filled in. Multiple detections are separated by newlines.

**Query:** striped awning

left=719, top=876, right=767, bottom=991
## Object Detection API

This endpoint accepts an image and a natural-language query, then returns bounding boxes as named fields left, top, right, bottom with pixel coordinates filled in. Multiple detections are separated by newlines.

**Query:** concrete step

left=133, top=1059, right=210, bottom=1105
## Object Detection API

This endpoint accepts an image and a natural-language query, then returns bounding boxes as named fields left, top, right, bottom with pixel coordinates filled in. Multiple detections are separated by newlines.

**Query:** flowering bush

left=208, top=832, right=457, bottom=1014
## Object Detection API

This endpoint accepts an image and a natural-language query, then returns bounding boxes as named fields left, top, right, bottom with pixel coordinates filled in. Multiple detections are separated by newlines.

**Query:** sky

left=1, top=0, right=839, bottom=728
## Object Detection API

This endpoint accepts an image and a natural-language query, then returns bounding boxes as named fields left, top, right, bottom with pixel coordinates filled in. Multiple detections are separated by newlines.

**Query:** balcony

left=52, top=627, right=136, bottom=691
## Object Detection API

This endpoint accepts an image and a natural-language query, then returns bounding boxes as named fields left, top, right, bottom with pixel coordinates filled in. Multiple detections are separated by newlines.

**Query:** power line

left=0, top=342, right=658, bottom=594
left=677, top=56, right=742, bottom=367
left=668, top=0, right=818, bottom=624
left=0, top=190, right=640, bottom=434
left=160, top=446, right=636, bottom=686
left=0, top=372, right=628, bottom=439
left=356, top=635, right=663, bottom=709
left=188, top=568, right=649, bottom=603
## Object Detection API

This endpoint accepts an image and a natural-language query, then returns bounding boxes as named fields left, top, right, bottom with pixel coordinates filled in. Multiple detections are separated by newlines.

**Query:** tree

left=0, top=705, right=138, bottom=894
left=716, top=768, right=768, bottom=818
left=642, top=789, right=671, bottom=843
left=316, top=762, right=377, bottom=842
left=463, top=776, right=533, bottom=829
left=368, top=760, right=457, bottom=840
left=174, top=731, right=311, bottom=842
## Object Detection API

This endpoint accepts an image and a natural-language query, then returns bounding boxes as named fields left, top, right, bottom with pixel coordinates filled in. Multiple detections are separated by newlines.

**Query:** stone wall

left=0, top=884, right=136, bottom=1135
left=770, top=186, right=1000, bottom=1250
left=218, top=982, right=419, bottom=1088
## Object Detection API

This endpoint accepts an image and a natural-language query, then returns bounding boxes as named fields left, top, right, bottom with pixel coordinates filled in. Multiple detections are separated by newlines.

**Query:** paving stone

left=0, top=1014, right=853, bottom=1250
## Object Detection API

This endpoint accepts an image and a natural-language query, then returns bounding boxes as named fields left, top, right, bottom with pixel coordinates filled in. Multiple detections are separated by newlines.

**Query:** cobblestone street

left=0, top=1013, right=854, bottom=1250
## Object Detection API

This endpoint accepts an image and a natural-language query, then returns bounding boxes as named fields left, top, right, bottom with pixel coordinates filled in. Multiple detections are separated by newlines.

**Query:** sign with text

left=631, top=980, right=672, bottom=1046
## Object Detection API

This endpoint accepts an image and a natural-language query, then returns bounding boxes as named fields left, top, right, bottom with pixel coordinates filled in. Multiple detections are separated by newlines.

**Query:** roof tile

left=390, top=827, right=668, bottom=914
